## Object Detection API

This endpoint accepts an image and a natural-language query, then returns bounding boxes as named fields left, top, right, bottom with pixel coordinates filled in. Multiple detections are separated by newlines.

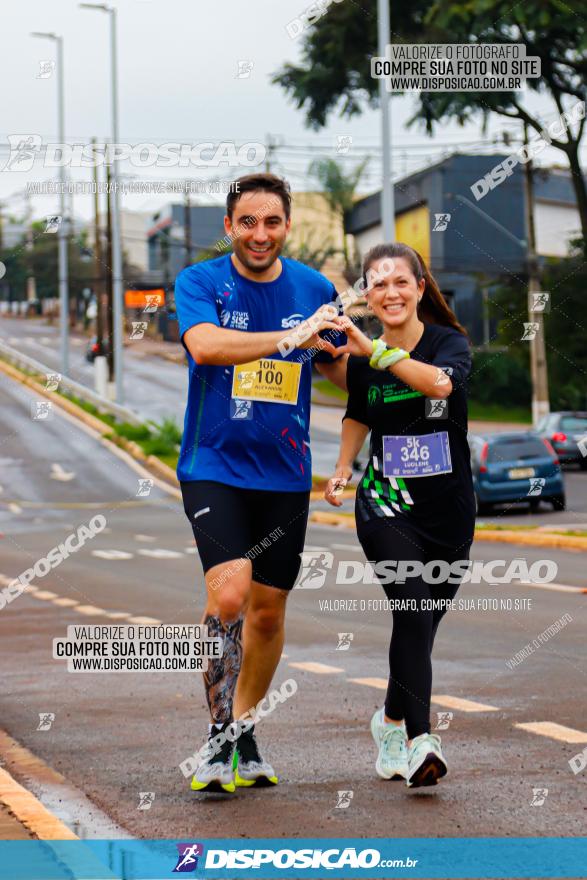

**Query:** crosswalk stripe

left=288, top=661, right=343, bottom=674
left=514, top=722, right=587, bottom=743
left=431, top=695, right=499, bottom=712
left=31, top=590, right=58, bottom=600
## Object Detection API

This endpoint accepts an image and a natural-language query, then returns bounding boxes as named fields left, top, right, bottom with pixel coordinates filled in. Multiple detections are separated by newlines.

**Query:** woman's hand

left=330, top=316, right=373, bottom=358
left=297, top=304, right=341, bottom=355
left=324, top=464, right=353, bottom=507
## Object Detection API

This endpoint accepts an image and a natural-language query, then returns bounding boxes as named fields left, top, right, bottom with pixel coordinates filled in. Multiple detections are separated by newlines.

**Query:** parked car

left=536, top=412, right=587, bottom=468
left=85, top=338, right=109, bottom=363
left=469, top=432, right=565, bottom=515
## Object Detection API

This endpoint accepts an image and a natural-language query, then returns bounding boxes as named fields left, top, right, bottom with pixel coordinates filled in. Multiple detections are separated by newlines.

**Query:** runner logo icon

left=173, top=843, right=204, bottom=872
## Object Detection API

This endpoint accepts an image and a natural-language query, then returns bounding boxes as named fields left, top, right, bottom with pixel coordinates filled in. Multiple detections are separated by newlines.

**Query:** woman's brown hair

left=362, top=242, right=468, bottom=337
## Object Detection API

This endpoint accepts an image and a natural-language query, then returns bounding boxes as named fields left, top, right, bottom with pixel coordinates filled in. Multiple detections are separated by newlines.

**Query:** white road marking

left=50, top=463, right=75, bottom=482
left=103, top=611, right=131, bottom=620
left=518, top=581, right=587, bottom=595
left=32, top=590, right=58, bottom=600
left=348, top=677, right=387, bottom=689
left=74, top=605, right=106, bottom=616
left=288, top=661, right=343, bottom=674
left=127, top=615, right=162, bottom=625
left=331, top=543, right=362, bottom=552
left=134, top=534, right=156, bottom=542
left=137, top=548, right=184, bottom=559
left=431, top=695, right=499, bottom=712
left=184, top=546, right=198, bottom=554
left=91, top=550, right=134, bottom=560
left=304, top=545, right=329, bottom=551
left=515, top=722, right=587, bottom=743
left=8, top=503, right=22, bottom=514
left=52, top=598, right=79, bottom=607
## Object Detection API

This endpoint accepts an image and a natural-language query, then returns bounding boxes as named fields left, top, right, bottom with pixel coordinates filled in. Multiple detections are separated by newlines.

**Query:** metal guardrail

left=0, top=339, right=145, bottom=426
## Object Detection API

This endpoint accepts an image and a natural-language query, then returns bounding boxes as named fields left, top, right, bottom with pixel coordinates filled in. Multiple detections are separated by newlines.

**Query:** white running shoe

left=190, top=726, right=235, bottom=793
left=370, top=708, right=409, bottom=780
left=407, top=732, right=447, bottom=788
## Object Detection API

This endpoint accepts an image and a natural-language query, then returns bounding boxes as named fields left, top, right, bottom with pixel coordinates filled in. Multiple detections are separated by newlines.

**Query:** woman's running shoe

left=370, top=708, right=409, bottom=780
left=233, top=726, right=278, bottom=787
left=191, top=725, right=235, bottom=793
left=406, top=732, right=447, bottom=788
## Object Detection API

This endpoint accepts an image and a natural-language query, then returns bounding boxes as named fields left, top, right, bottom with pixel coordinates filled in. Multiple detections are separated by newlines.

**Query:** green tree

left=272, top=0, right=587, bottom=242
left=488, top=247, right=587, bottom=409
left=308, top=156, right=369, bottom=266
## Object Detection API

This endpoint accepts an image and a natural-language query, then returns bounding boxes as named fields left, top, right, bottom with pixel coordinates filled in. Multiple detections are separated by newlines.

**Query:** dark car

left=469, top=432, right=565, bottom=515
left=536, top=412, right=587, bottom=468
left=85, top=338, right=109, bottom=363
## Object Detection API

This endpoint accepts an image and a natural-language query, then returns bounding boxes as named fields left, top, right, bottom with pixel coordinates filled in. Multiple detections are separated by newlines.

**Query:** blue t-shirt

left=175, top=254, right=339, bottom=491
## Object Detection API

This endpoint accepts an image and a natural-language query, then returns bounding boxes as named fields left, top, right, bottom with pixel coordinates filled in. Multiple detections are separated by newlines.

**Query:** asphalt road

left=3, top=316, right=587, bottom=530
left=0, top=365, right=586, bottom=843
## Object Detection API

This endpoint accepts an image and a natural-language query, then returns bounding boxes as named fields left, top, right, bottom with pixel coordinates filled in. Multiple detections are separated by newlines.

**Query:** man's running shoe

left=233, top=725, right=278, bottom=787
left=191, top=724, right=235, bottom=793
left=406, top=732, right=447, bottom=788
left=370, top=708, right=408, bottom=780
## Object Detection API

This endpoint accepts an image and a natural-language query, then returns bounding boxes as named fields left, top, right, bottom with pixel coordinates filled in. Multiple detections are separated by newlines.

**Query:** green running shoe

left=407, top=732, right=447, bottom=788
left=370, top=707, right=408, bottom=780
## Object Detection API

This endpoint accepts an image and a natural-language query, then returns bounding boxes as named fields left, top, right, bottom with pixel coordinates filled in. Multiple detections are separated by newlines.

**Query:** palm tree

left=308, top=156, right=369, bottom=267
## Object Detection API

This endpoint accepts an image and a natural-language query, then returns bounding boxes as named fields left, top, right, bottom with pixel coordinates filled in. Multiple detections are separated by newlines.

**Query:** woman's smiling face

left=366, top=256, right=425, bottom=329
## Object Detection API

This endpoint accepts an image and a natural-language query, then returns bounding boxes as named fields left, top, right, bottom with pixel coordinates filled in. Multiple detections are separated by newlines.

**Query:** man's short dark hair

left=226, top=173, right=291, bottom=221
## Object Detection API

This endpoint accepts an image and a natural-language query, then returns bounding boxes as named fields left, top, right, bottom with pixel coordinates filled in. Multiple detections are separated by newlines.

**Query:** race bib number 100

left=232, top=359, right=302, bottom=405
left=382, top=432, right=452, bottom=478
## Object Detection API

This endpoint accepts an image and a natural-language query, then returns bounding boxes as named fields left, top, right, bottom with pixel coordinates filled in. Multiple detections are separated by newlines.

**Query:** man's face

left=225, top=190, right=291, bottom=273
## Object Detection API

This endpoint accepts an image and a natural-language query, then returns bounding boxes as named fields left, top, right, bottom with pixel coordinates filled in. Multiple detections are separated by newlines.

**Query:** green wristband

left=377, top=347, right=410, bottom=370
left=369, top=337, right=387, bottom=368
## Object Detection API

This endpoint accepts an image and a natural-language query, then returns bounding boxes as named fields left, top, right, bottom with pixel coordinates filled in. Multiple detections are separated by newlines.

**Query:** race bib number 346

left=232, top=359, right=301, bottom=405
left=383, top=432, right=452, bottom=478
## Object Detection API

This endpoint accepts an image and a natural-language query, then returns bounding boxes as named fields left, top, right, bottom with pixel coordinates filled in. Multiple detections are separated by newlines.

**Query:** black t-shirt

left=344, top=322, right=475, bottom=550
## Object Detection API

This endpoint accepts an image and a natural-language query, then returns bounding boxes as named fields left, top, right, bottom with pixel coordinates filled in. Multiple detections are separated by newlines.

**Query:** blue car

left=469, top=432, right=565, bottom=515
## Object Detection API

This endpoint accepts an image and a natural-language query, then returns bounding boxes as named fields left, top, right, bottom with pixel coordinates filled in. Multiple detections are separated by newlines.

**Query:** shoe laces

left=237, top=727, right=262, bottom=764
left=410, top=732, right=441, bottom=757
left=380, top=725, right=407, bottom=760
left=206, top=726, right=234, bottom=766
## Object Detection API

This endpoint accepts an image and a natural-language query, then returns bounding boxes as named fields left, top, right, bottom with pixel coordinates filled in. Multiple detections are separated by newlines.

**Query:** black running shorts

left=180, top=480, right=310, bottom=591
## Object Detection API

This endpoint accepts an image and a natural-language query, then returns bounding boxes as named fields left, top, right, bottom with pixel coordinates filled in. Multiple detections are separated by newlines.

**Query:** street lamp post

left=377, top=0, right=395, bottom=241
left=79, top=3, right=124, bottom=403
left=31, top=32, right=69, bottom=376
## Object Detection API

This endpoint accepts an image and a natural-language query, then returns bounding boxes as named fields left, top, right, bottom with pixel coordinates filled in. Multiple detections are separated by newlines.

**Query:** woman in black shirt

left=325, top=242, right=475, bottom=789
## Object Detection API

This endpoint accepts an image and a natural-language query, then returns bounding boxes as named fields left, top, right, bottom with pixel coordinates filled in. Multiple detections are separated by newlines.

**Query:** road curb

left=0, top=730, right=77, bottom=840
left=310, top=509, right=587, bottom=551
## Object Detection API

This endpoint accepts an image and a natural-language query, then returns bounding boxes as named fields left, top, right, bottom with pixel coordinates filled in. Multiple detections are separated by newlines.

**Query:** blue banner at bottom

left=0, top=837, right=585, bottom=879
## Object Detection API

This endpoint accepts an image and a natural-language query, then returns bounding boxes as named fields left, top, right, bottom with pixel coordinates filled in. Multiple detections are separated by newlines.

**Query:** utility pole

left=92, top=138, right=103, bottom=350
left=377, top=0, right=394, bottom=241
left=31, top=31, right=69, bottom=374
left=183, top=184, right=192, bottom=267
left=265, top=134, right=274, bottom=173
left=105, top=163, right=115, bottom=383
left=24, top=189, right=37, bottom=303
left=523, top=121, right=550, bottom=426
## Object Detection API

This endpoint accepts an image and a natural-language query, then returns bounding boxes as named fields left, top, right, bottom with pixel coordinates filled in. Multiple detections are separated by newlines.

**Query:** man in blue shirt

left=175, top=173, right=347, bottom=792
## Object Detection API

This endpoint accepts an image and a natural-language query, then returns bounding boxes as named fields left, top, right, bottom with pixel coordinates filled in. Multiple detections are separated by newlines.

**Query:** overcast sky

left=1, top=0, right=582, bottom=224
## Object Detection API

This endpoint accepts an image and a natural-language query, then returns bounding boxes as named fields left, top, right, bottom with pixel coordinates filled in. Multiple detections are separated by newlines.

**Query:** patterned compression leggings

left=357, top=523, right=471, bottom=740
